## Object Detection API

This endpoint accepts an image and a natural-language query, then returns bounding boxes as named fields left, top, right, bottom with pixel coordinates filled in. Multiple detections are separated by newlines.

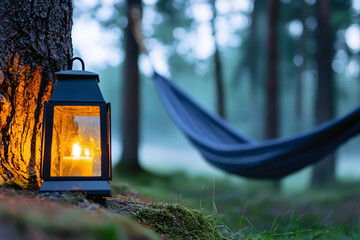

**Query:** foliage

left=2, top=173, right=360, bottom=239
left=114, top=171, right=360, bottom=239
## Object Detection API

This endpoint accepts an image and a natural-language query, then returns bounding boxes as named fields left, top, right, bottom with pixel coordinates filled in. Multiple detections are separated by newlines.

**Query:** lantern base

left=40, top=180, right=111, bottom=196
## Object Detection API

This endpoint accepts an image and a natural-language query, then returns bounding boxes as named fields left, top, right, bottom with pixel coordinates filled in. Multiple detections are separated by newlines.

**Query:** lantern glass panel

left=50, top=105, right=101, bottom=177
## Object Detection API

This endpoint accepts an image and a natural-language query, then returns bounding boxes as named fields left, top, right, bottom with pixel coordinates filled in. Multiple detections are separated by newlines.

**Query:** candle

left=60, top=143, right=94, bottom=176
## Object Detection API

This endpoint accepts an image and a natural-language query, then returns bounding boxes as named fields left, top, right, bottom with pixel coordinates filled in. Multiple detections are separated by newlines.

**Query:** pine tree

left=0, top=0, right=73, bottom=188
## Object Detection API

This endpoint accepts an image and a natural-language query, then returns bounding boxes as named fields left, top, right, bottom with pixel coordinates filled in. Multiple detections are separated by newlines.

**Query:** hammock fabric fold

left=153, top=72, right=360, bottom=179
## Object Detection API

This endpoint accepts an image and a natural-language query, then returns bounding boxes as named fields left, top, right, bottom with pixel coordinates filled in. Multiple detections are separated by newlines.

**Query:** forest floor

left=1, top=172, right=360, bottom=239
left=113, top=172, right=360, bottom=239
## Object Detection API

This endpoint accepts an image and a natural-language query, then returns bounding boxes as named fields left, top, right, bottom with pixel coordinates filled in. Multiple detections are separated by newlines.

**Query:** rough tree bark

left=119, top=0, right=142, bottom=173
left=0, top=0, right=73, bottom=188
left=210, top=0, right=226, bottom=119
left=312, top=1, right=336, bottom=185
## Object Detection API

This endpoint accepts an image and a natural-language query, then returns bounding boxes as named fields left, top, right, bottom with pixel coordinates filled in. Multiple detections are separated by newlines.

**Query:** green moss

left=108, top=200, right=228, bottom=239
left=110, top=182, right=138, bottom=196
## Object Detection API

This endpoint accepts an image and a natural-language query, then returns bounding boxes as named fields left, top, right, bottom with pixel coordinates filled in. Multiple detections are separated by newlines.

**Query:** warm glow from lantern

left=85, top=148, right=90, bottom=157
left=61, top=142, right=94, bottom=176
left=72, top=143, right=81, bottom=158
left=50, top=105, right=102, bottom=177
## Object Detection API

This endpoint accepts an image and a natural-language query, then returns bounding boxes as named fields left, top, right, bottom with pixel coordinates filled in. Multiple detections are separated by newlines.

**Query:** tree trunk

left=312, top=1, right=336, bottom=185
left=295, top=1, right=309, bottom=129
left=0, top=0, right=73, bottom=188
left=266, top=0, right=279, bottom=140
left=266, top=0, right=281, bottom=189
left=119, top=0, right=142, bottom=173
left=248, top=0, right=258, bottom=102
left=210, top=0, right=226, bottom=119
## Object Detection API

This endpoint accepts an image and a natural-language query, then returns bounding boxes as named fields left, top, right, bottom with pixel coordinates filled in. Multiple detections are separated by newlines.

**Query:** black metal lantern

left=40, top=58, right=111, bottom=196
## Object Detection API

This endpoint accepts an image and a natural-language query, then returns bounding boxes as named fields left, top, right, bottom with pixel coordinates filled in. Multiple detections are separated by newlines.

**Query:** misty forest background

left=74, top=0, right=360, bottom=189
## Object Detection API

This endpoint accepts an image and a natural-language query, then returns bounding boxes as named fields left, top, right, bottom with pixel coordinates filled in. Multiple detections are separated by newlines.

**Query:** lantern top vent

left=55, top=70, right=100, bottom=82
left=55, top=57, right=100, bottom=82
left=51, top=57, right=104, bottom=102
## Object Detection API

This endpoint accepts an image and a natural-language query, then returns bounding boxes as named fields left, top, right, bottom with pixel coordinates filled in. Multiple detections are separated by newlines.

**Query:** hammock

left=152, top=72, right=360, bottom=179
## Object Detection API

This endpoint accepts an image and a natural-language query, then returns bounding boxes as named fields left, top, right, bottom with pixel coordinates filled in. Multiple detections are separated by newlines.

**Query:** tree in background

left=266, top=0, right=279, bottom=141
left=210, top=0, right=226, bottom=119
left=312, top=1, right=336, bottom=185
left=0, top=0, right=73, bottom=187
left=295, top=1, right=310, bottom=129
left=266, top=0, right=281, bottom=189
left=119, top=0, right=143, bottom=173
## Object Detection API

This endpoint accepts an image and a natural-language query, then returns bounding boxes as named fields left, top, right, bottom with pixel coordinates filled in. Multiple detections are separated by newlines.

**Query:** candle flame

left=85, top=148, right=90, bottom=157
left=72, top=143, right=81, bottom=158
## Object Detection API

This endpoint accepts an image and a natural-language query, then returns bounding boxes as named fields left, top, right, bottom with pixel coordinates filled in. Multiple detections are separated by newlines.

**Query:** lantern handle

left=70, top=57, right=85, bottom=71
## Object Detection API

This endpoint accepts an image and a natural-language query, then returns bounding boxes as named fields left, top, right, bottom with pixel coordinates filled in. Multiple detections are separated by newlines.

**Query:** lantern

left=40, top=58, right=111, bottom=196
